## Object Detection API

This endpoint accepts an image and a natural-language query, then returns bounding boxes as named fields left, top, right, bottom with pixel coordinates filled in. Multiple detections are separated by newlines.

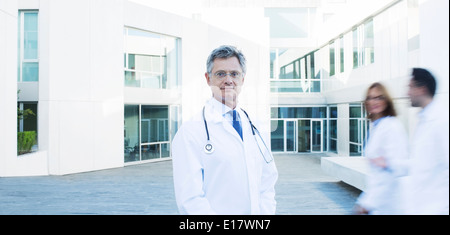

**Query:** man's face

left=408, top=80, right=426, bottom=107
left=205, top=57, right=245, bottom=108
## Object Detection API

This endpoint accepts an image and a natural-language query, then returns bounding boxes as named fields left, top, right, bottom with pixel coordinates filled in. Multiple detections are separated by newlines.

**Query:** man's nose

left=223, top=75, right=234, bottom=84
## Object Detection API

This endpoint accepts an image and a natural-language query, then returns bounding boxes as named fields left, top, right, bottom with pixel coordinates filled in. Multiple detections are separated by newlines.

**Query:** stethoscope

left=202, top=106, right=274, bottom=164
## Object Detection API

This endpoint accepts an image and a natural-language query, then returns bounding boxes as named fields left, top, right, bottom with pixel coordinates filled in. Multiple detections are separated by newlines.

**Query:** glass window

left=17, top=102, right=38, bottom=155
left=349, top=103, right=368, bottom=156
left=23, top=12, right=38, bottom=60
left=353, top=28, right=360, bottom=69
left=329, top=120, right=337, bottom=139
left=141, top=144, right=160, bottom=161
left=18, top=11, right=39, bottom=82
left=141, top=106, right=169, bottom=143
left=322, top=120, right=328, bottom=152
left=330, top=107, right=338, bottom=118
left=349, top=119, right=360, bottom=143
left=364, top=19, right=374, bottom=64
left=297, top=120, right=310, bottom=153
left=170, top=105, right=180, bottom=143
left=125, top=105, right=173, bottom=163
left=340, top=36, right=345, bottom=73
left=313, top=50, right=321, bottom=79
left=22, top=62, right=39, bottom=82
left=270, top=49, right=277, bottom=78
left=271, top=107, right=327, bottom=119
left=270, top=49, right=321, bottom=93
left=352, top=19, right=374, bottom=69
left=349, top=106, right=362, bottom=118
left=329, top=41, right=335, bottom=76
left=312, top=107, right=327, bottom=118
left=124, top=28, right=179, bottom=89
left=124, top=105, right=140, bottom=163
left=329, top=106, right=338, bottom=154
left=329, top=137, right=337, bottom=153
left=265, top=8, right=316, bottom=38
left=350, top=143, right=362, bottom=156
left=271, top=120, right=284, bottom=152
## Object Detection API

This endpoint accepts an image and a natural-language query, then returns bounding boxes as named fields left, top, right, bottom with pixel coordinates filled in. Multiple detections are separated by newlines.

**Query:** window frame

left=18, top=10, right=39, bottom=83
left=352, top=19, right=374, bottom=69
left=123, top=27, right=180, bottom=90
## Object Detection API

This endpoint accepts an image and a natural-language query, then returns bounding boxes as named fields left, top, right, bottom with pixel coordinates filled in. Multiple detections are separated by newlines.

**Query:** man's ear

left=205, top=72, right=211, bottom=86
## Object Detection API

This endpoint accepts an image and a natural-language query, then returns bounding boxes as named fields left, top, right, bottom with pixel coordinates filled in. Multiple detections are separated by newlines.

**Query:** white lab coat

left=171, top=98, right=278, bottom=215
left=407, top=100, right=449, bottom=215
left=357, top=116, right=409, bottom=215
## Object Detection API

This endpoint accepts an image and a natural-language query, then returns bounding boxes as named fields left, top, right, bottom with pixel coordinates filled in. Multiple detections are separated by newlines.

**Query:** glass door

left=297, top=120, right=311, bottom=153
left=285, top=120, right=297, bottom=152
left=311, top=120, right=323, bottom=152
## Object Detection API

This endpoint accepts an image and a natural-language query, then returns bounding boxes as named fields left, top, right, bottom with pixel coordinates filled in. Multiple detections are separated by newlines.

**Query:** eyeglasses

left=212, top=71, right=243, bottom=80
left=365, top=95, right=386, bottom=102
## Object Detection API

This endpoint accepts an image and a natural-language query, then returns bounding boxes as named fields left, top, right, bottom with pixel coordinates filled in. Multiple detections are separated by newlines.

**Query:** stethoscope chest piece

left=204, top=142, right=215, bottom=154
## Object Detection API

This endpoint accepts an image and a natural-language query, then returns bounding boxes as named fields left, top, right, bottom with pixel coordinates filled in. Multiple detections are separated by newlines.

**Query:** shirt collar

left=419, top=99, right=437, bottom=121
left=209, top=97, right=240, bottom=116
left=372, top=116, right=388, bottom=127
left=210, top=97, right=232, bottom=116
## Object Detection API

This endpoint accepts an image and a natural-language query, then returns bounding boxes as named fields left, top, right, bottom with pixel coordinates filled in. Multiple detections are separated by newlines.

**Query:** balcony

left=270, top=79, right=321, bottom=93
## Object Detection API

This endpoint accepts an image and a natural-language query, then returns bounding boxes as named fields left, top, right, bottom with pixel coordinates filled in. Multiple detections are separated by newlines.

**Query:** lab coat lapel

left=206, top=99, right=259, bottom=213
left=222, top=121, right=243, bottom=142
left=206, top=98, right=244, bottom=142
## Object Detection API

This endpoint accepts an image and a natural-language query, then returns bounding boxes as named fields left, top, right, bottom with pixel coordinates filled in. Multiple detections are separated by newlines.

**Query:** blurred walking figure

left=406, top=68, right=449, bottom=215
left=354, top=82, right=409, bottom=215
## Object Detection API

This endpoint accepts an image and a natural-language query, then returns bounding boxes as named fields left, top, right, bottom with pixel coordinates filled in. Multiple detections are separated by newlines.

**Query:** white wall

left=1, top=0, right=125, bottom=177
left=0, top=0, right=49, bottom=177
left=337, top=103, right=350, bottom=156
left=0, top=0, right=20, bottom=176
left=419, top=0, right=449, bottom=106
left=41, top=0, right=125, bottom=175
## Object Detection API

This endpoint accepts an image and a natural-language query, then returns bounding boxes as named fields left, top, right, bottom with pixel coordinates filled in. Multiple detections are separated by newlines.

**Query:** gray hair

left=206, top=45, right=247, bottom=74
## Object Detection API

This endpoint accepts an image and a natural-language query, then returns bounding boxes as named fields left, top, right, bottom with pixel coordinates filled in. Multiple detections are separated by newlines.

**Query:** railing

left=140, top=141, right=171, bottom=161
left=125, top=70, right=166, bottom=89
left=270, top=79, right=321, bottom=93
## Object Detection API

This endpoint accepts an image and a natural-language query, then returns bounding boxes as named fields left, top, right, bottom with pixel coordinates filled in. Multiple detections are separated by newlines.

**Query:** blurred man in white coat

left=407, top=68, right=449, bottom=214
left=171, top=45, right=278, bottom=215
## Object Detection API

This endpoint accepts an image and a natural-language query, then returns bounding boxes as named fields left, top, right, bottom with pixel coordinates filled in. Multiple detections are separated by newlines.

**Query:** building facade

left=267, top=0, right=449, bottom=156
left=1, top=0, right=270, bottom=176
left=1, top=0, right=448, bottom=177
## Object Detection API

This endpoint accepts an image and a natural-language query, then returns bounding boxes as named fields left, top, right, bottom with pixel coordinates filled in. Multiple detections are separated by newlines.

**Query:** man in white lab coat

left=407, top=68, right=449, bottom=215
left=171, top=45, right=278, bottom=215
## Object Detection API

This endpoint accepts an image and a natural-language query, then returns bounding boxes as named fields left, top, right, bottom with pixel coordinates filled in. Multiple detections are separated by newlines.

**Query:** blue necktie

left=232, top=110, right=243, bottom=141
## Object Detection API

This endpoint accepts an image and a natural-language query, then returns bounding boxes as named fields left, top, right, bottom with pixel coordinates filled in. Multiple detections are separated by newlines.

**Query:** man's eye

left=216, top=72, right=226, bottom=77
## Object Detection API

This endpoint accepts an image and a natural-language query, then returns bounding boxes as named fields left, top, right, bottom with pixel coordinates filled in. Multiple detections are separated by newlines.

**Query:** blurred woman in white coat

left=354, top=82, right=409, bottom=215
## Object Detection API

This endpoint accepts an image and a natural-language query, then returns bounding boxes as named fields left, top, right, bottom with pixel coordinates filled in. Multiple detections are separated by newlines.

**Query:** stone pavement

left=0, top=154, right=361, bottom=215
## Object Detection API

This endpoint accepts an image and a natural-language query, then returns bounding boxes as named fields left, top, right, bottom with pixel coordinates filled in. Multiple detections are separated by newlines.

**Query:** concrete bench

left=321, top=157, right=369, bottom=191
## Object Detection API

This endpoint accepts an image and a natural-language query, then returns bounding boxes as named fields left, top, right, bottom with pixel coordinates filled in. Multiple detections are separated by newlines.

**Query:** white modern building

left=1, top=0, right=448, bottom=177
left=267, top=0, right=449, bottom=156
left=1, top=0, right=271, bottom=177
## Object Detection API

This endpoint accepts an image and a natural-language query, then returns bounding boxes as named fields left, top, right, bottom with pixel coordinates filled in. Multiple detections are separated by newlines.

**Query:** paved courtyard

left=0, top=154, right=361, bottom=215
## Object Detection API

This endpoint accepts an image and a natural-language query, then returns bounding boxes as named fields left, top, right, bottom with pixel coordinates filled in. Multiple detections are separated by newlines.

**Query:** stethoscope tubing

left=202, top=106, right=273, bottom=163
